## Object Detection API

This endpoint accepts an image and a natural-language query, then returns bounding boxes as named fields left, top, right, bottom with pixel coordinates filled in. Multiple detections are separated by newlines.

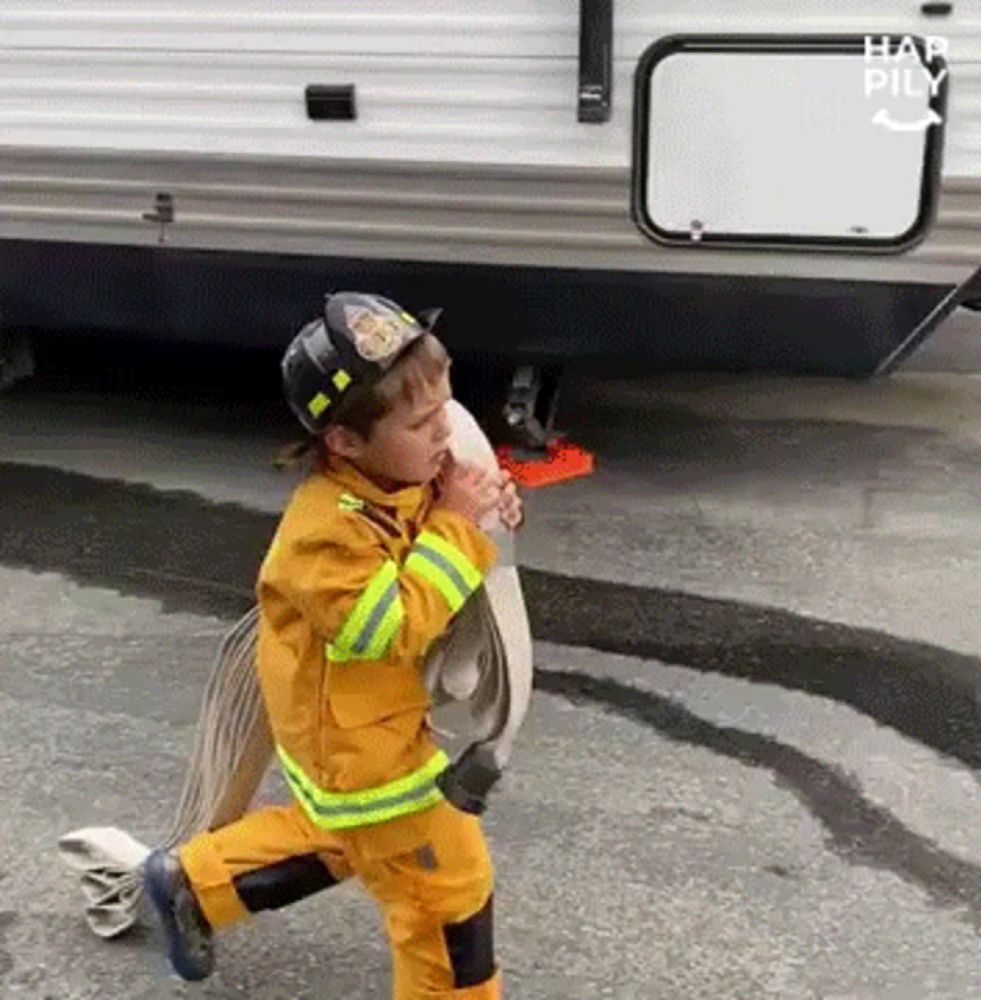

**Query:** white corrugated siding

left=1, top=1, right=978, bottom=172
left=0, top=1, right=978, bottom=282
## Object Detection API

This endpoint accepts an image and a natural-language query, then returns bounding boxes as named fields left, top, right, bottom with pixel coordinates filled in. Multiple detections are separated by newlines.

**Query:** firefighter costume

left=176, top=293, right=503, bottom=998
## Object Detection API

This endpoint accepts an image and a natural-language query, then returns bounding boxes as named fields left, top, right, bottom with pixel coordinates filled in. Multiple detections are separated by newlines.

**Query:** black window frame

left=630, top=34, right=949, bottom=254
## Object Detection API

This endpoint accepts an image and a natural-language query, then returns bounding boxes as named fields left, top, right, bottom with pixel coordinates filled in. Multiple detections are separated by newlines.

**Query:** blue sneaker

left=142, top=848, right=215, bottom=982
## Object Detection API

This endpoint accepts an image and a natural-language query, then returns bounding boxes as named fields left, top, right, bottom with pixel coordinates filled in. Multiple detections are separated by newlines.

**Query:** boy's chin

left=383, top=464, right=439, bottom=488
left=415, top=468, right=441, bottom=487
left=416, top=455, right=445, bottom=483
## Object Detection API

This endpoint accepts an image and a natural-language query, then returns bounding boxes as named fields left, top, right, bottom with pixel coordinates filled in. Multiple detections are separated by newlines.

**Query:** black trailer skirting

left=0, top=238, right=971, bottom=377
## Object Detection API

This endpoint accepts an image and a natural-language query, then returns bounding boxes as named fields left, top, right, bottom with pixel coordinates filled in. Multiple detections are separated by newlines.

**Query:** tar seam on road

left=536, top=668, right=981, bottom=933
left=3, top=463, right=978, bottom=768
left=3, top=460, right=980, bottom=926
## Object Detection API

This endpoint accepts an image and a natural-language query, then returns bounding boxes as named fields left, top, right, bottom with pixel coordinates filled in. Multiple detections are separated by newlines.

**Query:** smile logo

left=870, top=107, right=943, bottom=133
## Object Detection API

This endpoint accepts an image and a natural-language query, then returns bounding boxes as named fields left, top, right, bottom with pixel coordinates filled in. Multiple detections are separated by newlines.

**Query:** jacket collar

left=323, top=455, right=431, bottom=519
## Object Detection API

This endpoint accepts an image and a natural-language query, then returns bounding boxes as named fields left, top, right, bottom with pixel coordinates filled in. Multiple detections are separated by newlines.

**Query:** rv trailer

left=0, top=1, right=979, bottom=425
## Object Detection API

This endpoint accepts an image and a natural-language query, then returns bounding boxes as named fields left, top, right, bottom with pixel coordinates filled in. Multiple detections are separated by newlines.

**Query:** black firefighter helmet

left=282, top=291, right=442, bottom=434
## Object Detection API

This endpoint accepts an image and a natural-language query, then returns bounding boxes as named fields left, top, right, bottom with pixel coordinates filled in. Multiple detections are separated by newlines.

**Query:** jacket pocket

left=327, top=659, right=431, bottom=729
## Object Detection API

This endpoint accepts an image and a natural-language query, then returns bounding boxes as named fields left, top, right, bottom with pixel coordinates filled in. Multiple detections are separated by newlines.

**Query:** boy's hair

left=275, top=333, right=450, bottom=469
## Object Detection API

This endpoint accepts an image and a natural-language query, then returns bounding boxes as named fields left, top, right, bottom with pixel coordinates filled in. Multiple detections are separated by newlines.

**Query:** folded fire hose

left=58, top=399, right=533, bottom=939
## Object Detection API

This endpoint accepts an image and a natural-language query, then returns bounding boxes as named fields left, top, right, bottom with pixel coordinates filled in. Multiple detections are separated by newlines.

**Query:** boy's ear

left=323, top=423, right=365, bottom=458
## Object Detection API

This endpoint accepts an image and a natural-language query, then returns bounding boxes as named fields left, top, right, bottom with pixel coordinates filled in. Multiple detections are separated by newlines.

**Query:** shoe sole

left=143, top=851, right=213, bottom=982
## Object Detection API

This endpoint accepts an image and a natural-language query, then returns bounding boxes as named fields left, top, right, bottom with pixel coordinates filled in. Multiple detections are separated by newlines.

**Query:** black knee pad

left=443, top=893, right=496, bottom=989
left=233, top=853, right=339, bottom=913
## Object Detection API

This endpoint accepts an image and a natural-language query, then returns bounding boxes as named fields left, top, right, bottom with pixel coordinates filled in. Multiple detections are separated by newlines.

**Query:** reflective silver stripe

left=284, top=764, right=442, bottom=821
left=353, top=579, right=399, bottom=656
left=276, top=744, right=450, bottom=830
left=412, top=543, right=472, bottom=603
left=329, top=559, right=399, bottom=662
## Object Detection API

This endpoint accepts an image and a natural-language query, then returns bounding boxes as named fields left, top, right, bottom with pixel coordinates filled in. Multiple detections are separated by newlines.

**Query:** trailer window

left=632, top=35, right=948, bottom=252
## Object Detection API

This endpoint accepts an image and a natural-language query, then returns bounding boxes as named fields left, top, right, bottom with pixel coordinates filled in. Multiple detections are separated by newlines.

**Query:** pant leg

left=179, top=801, right=354, bottom=930
left=355, top=802, right=501, bottom=1000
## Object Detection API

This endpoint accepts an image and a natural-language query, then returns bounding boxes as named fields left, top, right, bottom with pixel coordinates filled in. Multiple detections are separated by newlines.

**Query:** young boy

left=143, top=291, right=522, bottom=998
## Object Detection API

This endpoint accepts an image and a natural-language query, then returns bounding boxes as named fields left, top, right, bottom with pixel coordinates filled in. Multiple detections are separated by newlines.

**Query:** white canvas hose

left=59, top=400, right=533, bottom=939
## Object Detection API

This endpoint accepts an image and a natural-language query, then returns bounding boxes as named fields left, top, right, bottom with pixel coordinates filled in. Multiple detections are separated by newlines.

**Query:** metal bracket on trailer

left=874, top=265, right=981, bottom=375
left=141, top=192, right=175, bottom=245
left=578, top=0, right=613, bottom=123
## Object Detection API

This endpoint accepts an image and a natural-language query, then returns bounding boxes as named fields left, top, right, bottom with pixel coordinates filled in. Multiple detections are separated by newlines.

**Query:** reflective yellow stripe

left=276, top=744, right=449, bottom=829
left=337, top=492, right=364, bottom=512
left=328, top=559, right=401, bottom=662
left=366, top=592, right=403, bottom=658
left=405, top=549, right=464, bottom=612
left=405, top=530, right=483, bottom=613
left=415, top=531, right=483, bottom=592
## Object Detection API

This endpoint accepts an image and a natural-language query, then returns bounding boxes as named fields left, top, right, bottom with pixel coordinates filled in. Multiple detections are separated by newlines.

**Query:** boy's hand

left=496, top=469, right=524, bottom=531
left=434, top=454, right=501, bottom=525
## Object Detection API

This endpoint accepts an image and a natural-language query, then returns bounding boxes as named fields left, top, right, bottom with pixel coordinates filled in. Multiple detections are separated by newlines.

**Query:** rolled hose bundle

left=58, top=400, right=533, bottom=939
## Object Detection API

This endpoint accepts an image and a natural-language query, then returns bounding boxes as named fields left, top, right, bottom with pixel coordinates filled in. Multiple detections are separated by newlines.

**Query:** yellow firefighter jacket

left=256, top=454, right=498, bottom=859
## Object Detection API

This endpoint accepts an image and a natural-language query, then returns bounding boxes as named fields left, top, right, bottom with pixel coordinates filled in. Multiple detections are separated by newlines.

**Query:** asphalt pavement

left=0, top=328, right=980, bottom=999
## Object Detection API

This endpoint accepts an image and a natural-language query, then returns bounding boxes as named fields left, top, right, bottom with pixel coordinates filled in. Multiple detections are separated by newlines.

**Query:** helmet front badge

left=345, top=306, right=408, bottom=362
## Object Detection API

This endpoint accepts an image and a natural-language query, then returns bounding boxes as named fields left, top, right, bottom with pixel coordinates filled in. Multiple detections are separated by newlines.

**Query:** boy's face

left=329, top=368, right=454, bottom=490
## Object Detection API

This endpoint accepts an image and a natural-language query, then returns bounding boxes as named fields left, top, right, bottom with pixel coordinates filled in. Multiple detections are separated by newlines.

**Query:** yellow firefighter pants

left=179, top=799, right=501, bottom=999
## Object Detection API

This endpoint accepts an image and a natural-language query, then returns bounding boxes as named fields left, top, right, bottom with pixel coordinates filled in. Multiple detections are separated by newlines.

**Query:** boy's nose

left=434, top=410, right=451, bottom=442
